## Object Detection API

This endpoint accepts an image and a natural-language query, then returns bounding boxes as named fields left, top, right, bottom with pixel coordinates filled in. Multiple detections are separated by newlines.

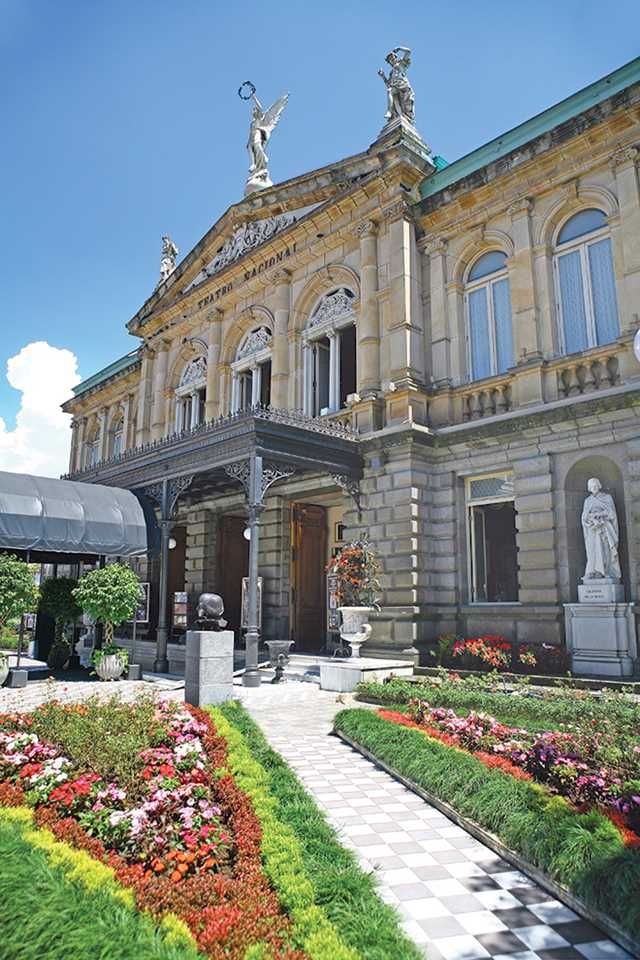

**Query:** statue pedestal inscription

left=564, top=478, right=637, bottom=677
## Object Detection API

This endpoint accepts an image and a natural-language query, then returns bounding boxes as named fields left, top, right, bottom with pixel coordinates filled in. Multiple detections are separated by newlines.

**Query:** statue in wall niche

left=238, top=81, right=289, bottom=194
left=159, top=235, right=179, bottom=284
left=581, top=477, right=622, bottom=581
left=194, top=593, right=228, bottom=631
left=378, top=47, right=415, bottom=125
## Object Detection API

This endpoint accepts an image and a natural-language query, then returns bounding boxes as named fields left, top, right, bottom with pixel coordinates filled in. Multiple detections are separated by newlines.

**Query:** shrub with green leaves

left=0, top=554, right=39, bottom=631
left=39, top=577, right=81, bottom=642
left=73, top=564, right=140, bottom=644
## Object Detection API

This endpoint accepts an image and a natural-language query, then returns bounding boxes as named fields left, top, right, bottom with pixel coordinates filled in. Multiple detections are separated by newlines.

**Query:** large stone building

left=63, top=55, right=640, bottom=670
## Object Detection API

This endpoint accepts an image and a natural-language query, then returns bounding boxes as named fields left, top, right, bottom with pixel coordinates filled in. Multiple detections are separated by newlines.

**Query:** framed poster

left=241, top=577, right=263, bottom=630
left=128, top=582, right=149, bottom=623
left=326, top=573, right=340, bottom=631
left=173, top=591, right=188, bottom=629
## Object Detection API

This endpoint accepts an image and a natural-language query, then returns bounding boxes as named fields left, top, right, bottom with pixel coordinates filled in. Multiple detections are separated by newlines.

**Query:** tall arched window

left=175, top=356, right=207, bottom=431
left=465, top=251, right=514, bottom=381
left=554, top=208, right=619, bottom=354
left=111, top=417, right=124, bottom=459
left=303, top=288, right=357, bottom=416
left=231, top=327, right=272, bottom=412
left=84, top=422, right=101, bottom=468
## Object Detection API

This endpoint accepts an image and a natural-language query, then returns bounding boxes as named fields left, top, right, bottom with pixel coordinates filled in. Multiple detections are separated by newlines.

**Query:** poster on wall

left=173, top=591, right=188, bottom=629
left=128, top=582, right=149, bottom=623
left=326, top=573, right=340, bottom=631
left=241, top=577, right=263, bottom=630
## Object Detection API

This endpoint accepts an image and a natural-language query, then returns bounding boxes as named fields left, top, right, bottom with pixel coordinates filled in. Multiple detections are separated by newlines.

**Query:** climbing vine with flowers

left=326, top=538, right=381, bottom=607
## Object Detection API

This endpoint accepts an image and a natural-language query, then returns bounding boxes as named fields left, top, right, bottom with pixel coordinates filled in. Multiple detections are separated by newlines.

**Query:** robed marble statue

left=378, top=46, right=416, bottom=125
left=159, top=235, right=178, bottom=284
left=581, top=477, right=622, bottom=581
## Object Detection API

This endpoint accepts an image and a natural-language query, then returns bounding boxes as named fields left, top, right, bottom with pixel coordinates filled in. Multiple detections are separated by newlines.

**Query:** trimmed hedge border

left=0, top=807, right=198, bottom=960
left=214, top=700, right=423, bottom=960
left=333, top=708, right=640, bottom=959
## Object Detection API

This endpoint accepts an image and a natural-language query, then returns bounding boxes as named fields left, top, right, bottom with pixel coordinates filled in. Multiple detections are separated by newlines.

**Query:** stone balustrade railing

left=552, top=349, right=622, bottom=399
left=459, top=380, right=513, bottom=421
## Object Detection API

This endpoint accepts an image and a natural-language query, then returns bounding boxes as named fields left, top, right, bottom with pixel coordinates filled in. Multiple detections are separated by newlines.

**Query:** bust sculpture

left=581, top=477, right=622, bottom=581
left=194, top=593, right=227, bottom=631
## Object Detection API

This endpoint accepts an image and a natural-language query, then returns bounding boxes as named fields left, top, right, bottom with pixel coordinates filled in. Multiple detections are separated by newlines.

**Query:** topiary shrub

left=73, top=564, right=141, bottom=645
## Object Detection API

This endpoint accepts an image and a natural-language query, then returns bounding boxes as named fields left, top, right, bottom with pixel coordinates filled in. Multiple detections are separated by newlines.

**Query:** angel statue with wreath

left=239, top=81, right=289, bottom=195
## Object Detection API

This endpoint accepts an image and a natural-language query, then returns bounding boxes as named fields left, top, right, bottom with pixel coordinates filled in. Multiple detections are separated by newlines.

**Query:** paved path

left=238, top=681, right=633, bottom=960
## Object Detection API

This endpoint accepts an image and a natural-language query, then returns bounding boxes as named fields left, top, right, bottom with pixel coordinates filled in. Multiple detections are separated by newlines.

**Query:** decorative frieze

left=353, top=219, right=378, bottom=239
left=610, top=144, right=638, bottom=168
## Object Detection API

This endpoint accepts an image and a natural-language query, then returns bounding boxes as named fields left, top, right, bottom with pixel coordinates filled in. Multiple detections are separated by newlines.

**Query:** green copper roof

left=73, top=349, right=140, bottom=397
left=419, top=56, right=640, bottom=200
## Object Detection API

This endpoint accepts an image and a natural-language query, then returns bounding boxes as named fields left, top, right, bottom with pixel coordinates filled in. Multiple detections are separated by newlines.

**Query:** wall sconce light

left=168, top=537, right=177, bottom=550
left=243, top=527, right=251, bottom=542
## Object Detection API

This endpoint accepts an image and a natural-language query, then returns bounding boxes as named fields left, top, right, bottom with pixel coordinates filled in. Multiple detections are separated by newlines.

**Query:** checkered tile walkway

left=238, top=681, right=634, bottom=960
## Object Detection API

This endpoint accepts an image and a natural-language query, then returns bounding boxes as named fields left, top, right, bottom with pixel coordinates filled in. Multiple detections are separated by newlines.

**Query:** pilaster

left=136, top=346, right=155, bottom=446
left=205, top=309, right=223, bottom=420
left=354, top=220, right=381, bottom=398
left=270, top=269, right=290, bottom=408
left=611, top=145, right=640, bottom=334
left=150, top=342, right=170, bottom=441
left=508, top=197, right=544, bottom=406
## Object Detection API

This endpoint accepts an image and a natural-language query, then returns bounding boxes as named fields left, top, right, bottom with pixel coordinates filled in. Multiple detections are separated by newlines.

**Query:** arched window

left=554, top=208, right=619, bottom=354
left=111, top=418, right=124, bottom=459
left=175, top=356, right=207, bottom=431
left=303, top=288, right=357, bottom=416
left=84, top=422, right=101, bottom=468
left=231, top=327, right=272, bottom=413
left=465, top=251, right=514, bottom=381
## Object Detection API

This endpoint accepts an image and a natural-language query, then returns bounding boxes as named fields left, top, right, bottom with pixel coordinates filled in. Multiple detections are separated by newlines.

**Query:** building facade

left=63, top=57, right=640, bottom=667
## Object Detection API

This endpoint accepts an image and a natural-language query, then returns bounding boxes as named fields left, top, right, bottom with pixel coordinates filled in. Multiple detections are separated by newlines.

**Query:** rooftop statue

left=158, top=235, right=178, bottom=285
left=378, top=46, right=415, bottom=125
left=239, top=81, right=289, bottom=195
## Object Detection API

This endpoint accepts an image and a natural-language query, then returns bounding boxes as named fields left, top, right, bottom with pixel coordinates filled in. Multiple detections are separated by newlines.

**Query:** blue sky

left=0, top=0, right=638, bottom=440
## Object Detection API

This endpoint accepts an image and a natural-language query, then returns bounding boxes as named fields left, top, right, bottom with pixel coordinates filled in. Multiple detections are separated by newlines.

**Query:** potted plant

left=73, top=564, right=141, bottom=681
left=0, top=554, right=39, bottom=686
left=39, top=577, right=81, bottom=671
left=327, top=539, right=381, bottom=658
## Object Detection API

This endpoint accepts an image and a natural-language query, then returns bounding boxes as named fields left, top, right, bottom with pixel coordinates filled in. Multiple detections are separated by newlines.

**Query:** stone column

left=219, top=363, right=231, bottom=415
left=355, top=220, right=380, bottom=397
left=302, top=343, right=313, bottom=415
left=150, top=342, right=169, bottom=441
left=205, top=309, right=223, bottom=420
left=271, top=270, right=290, bottom=408
left=424, top=236, right=449, bottom=385
left=75, top=417, right=87, bottom=471
left=98, top=407, right=109, bottom=461
left=189, top=391, right=200, bottom=429
left=250, top=363, right=261, bottom=406
left=230, top=372, right=239, bottom=413
left=68, top=419, right=78, bottom=473
left=328, top=330, right=339, bottom=411
left=121, top=395, right=132, bottom=452
left=611, top=146, right=640, bottom=335
left=509, top=197, right=544, bottom=405
left=136, top=346, right=155, bottom=446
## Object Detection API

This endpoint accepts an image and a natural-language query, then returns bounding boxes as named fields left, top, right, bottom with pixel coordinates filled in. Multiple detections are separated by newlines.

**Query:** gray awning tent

left=0, top=471, right=151, bottom=559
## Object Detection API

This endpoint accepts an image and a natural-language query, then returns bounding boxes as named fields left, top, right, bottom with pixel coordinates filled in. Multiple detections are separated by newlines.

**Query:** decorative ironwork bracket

left=224, top=458, right=295, bottom=505
left=332, top=473, right=362, bottom=519
left=143, top=475, right=193, bottom=519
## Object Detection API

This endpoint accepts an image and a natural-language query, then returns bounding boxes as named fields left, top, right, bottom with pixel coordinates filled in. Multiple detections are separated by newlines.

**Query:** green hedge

left=215, top=701, right=423, bottom=960
left=0, top=813, right=198, bottom=960
left=334, top=708, right=640, bottom=941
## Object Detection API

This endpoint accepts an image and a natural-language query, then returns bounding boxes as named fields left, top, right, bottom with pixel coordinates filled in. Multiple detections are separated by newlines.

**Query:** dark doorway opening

left=218, top=515, right=249, bottom=635
left=290, top=503, right=327, bottom=651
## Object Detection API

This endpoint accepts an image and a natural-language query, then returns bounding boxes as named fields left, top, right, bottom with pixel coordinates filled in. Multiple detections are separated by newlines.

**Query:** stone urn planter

left=264, top=639, right=294, bottom=683
left=338, top=607, right=373, bottom=659
left=93, top=652, right=127, bottom=681
left=0, top=656, right=9, bottom=687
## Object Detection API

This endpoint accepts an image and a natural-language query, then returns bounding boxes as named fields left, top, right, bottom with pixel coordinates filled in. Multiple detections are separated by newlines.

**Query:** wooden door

left=218, top=515, right=249, bottom=634
left=291, top=503, right=327, bottom=651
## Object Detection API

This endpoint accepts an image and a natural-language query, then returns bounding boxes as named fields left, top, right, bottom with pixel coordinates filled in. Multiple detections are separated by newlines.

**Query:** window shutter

left=492, top=278, right=514, bottom=374
left=588, top=237, right=619, bottom=346
left=557, top=250, right=589, bottom=353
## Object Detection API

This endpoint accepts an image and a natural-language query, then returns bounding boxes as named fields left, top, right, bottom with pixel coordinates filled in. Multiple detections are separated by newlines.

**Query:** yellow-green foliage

left=211, top=709, right=360, bottom=960
left=0, top=807, right=197, bottom=953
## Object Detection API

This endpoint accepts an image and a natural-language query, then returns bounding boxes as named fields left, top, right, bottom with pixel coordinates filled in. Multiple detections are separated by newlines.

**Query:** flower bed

left=334, top=708, right=640, bottom=943
left=431, top=632, right=571, bottom=674
left=0, top=696, right=418, bottom=960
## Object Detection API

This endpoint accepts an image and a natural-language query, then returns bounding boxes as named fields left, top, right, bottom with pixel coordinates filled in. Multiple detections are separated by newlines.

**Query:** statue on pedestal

left=581, top=477, right=622, bottom=581
left=195, top=593, right=227, bottom=631
left=378, top=46, right=415, bottom=125
left=239, top=81, right=289, bottom=195
left=159, top=236, right=178, bottom=285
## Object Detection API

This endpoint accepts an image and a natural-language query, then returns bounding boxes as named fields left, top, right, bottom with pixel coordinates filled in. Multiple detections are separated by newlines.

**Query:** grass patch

left=334, top=708, right=640, bottom=941
left=0, top=808, right=199, bottom=960
left=215, top=700, right=423, bottom=960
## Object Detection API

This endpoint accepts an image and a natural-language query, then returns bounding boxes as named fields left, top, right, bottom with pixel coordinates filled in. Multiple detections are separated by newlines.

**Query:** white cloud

left=0, top=341, right=81, bottom=478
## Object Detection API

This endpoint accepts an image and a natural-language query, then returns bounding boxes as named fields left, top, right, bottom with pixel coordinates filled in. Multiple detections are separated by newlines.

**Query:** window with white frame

left=175, top=356, right=207, bottom=432
left=85, top=434, right=100, bottom=468
left=231, top=327, right=272, bottom=412
left=303, top=288, right=357, bottom=416
left=112, top=421, right=124, bottom=459
left=466, top=473, right=518, bottom=603
left=465, top=251, right=514, bottom=381
left=554, top=208, right=619, bottom=355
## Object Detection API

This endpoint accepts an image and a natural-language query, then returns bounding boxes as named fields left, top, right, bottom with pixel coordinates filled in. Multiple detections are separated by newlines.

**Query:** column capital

left=353, top=219, right=378, bottom=240
left=420, top=235, right=448, bottom=256
left=610, top=144, right=638, bottom=169
left=206, top=307, right=224, bottom=322
left=381, top=198, right=414, bottom=223
left=508, top=196, right=533, bottom=219
left=266, top=266, right=291, bottom=285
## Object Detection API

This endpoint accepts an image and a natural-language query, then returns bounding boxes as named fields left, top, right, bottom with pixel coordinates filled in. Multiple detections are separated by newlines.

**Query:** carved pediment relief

left=236, top=326, right=273, bottom=361
left=179, top=356, right=207, bottom=388
left=308, top=288, right=356, bottom=330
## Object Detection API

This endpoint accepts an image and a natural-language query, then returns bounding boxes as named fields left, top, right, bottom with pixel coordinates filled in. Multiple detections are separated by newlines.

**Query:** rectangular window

left=339, top=325, right=357, bottom=407
left=239, top=370, right=253, bottom=410
left=260, top=360, right=271, bottom=407
left=467, top=474, right=518, bottom=603
left=314, top=339, right=330, bottom=415
left=468, top=288, right=492, bottom=380
left=113, top=431, right=123, bottom=459
left=557, top=249, right=589, bottom=353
